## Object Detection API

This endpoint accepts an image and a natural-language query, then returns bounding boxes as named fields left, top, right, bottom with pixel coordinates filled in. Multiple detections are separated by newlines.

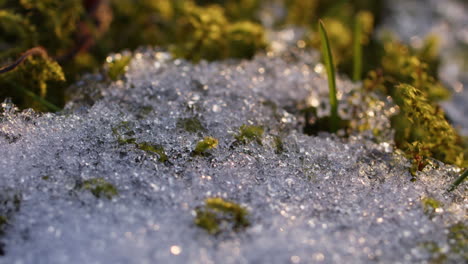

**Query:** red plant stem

left=0, top=47, right=49, bottom=74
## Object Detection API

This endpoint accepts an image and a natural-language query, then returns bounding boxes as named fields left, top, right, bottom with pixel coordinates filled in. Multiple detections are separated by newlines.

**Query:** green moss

left=177, top=117, right=206, bottom=133
left=194, top=208, right=220, bottom=234
left=0, top=55, right=65, bottom=111
left=448, top=222, right=468, bottom=260
left=81, top=178, right=118, bottom=199
left=112, top=121, right=136, bottom=145
left=235, top=124, right=264, bottom=145
left=193, top=136, right=218, bottom=156
left=194, top=197, right=250, bottom=235
left=170, top=2, right=266, bottom=62
left=421, top=197, right=442, bottom=217
left=136, top=142, right=168, bottom=162
left=0, top=215, right=7, bottom=228
left=273, top=135, right=285, bottom=154
left=419, top=241, right=447, bottom=264
left=364, top=37, right=450, bottom=102
left=112, top=122, right=168, bottom=163
left=0, top=190, right=22, bottom=255
left=390, top=84, right=466, bottom=174
left=225, top=21, right=266, bottom=59
left=107, top=56, right=131, bottom=81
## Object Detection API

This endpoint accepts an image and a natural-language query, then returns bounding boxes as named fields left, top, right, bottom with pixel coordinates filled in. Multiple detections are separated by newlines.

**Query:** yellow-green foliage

left=193, top=136, right=218, bottom=155
left=235, top=124, right=264, bottom=145
left=421, top=197, right=442, bottom=217
left=284, top=0, right=377, bottom=68
left=171, top=3, right=266, bottom=62
left=194, top=197, right=249, bottom=235
left=0, top=10, right=37, bottom=60
left=136, top=142, right=168, bottom=163
left=0, top=0, right=267, bottom=111
left=107, top=56, right=131, bottom=81
left=419, top=241, right=448, bottom=264
left=367, top=37, right=449, bottom=101
left=177, top=117, right=206, bottom=133
left=111, top=122, right=168, bottom=163
left=0, top=56, right=65, bottom=111
left=81, top=178, right=118, bottom=199
left=448, top=222, right=468, bottom=260
left=17, top=0, right=84, bottom=53
left=391, top=84, right=466, bottom=173
left=0, top=1, right=82, bottom=110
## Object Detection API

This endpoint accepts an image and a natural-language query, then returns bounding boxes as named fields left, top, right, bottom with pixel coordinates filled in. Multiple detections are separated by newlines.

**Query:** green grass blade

left=16, top=85, right=60, bottom=112
left=318, top=20, right=339, bottom=132
left=447, top=169, right=468, bottom=192
left=352, top=15, right=363, bottom=82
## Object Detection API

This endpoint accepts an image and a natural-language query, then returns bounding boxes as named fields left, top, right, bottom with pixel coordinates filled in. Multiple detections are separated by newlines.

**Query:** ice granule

left=0, top=47, right=465, bottom=264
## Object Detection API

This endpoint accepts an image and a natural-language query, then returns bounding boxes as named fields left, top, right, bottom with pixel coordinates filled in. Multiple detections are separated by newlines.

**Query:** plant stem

left=447, top=169, right=468, bottom=192
left=318, top=20, right=339, bottom=132
left=352, top=15, right=363, bottom=82
left=16, top=85, right=60, bottom=112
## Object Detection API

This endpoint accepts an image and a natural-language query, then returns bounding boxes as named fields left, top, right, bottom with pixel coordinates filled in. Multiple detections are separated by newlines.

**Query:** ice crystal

left=0, top=47, right=465, bottom=263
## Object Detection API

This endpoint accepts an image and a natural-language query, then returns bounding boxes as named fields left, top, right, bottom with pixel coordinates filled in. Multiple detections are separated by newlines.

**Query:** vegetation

left=194, top=197, right=249, bottom=235
left=177, top=117, right=206, bottom=133
left=448, top=169, right=468, bottom=192
left=421, top=197, right=442, bottom=217
left=79, top=178, right=118, bottom=199
left=193, top=136, right=218, bottom=156
left=235, top=124, right=264, bottom=145
left=112, top=121, right=168, bottom=162
left=0, top=0, right=466, bottom=176
left=318, top=20, right=339, bottom=133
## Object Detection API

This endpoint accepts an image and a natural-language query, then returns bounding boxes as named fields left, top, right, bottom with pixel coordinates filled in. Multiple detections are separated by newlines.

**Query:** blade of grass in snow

left=318, top=20, right=339, bottom=132
left=352, top=15, right=363, bottom=82
left=9, top=82, right=61, bottom=112
left=447, top=169, right=468, bottom=192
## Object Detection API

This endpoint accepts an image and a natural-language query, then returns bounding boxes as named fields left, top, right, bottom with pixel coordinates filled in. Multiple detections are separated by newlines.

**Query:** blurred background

left=0, top=0, right=467, bottom=135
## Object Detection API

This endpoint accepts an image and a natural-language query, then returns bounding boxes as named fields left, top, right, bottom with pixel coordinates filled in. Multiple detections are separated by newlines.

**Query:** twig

left=0, top=47, right=48, bottom=74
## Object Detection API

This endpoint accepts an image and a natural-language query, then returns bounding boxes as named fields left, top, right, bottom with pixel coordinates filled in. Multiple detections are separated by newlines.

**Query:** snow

left=0, top=45, right=465, bottom=263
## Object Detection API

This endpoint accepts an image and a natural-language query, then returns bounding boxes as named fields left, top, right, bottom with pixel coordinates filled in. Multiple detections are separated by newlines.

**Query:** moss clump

left=193, top=136, right=218, bottom=156
left=273, top=135, right=285, bottom=154
left=107, top=56, right=131, bottom=81
left=1, top=0, right=267, bottom=111
left=112, top=122, right=168, bottom=163
left=170, top=3, right=266, bottom=62
left=0, top=55, right=65, bottom=111
left=81, top=178, right=118, bottom=199
left=390, top=84, right=466, bottom=175
left=177, top=117, right=206, bottom=133
left=421, top=197, right=442, bottom=217
left=194, top=197, right=250, bottom=235
left=419, top=241, right=447, bottom=264
left=448, top=222, right=468, bottom=260
left=136, top=142, right=168, bottom=163
left=112, top=121, right=136, bottom=145
left=364, top=37, right=449, bottom=102
left=235, top=124, right=264, bottom=145
left=0, top=190, right=22, bottom=256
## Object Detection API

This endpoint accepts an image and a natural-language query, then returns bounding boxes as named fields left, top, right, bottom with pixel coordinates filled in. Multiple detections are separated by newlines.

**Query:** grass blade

left=447, top=169, right=468, bottom=192
left=11, top=83, right=60, bottom=112
left=352, top=15, right=363, bottom=82
left=318, top=20, right=339, bottom=132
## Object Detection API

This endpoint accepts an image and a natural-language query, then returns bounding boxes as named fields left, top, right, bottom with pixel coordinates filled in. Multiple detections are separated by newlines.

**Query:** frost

left=0, top=45, right=466, bottom=263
